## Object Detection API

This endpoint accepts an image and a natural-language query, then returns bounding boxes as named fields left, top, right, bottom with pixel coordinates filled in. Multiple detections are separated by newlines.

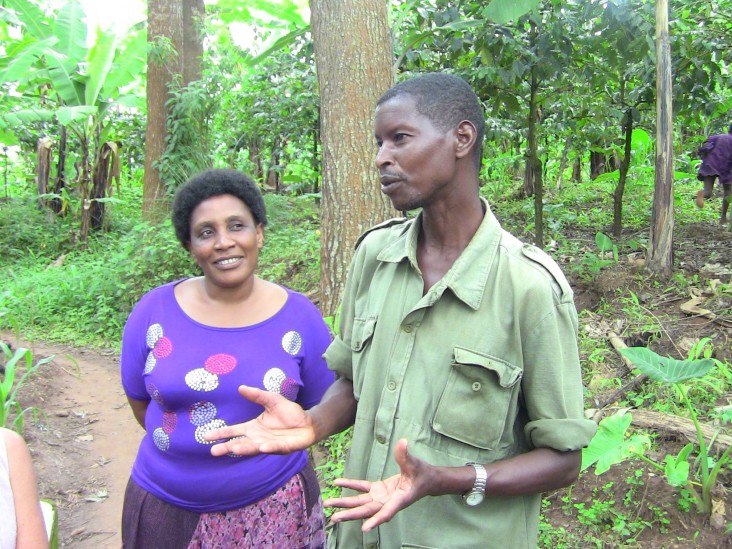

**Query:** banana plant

left=1, top=0, right=146, bottom=240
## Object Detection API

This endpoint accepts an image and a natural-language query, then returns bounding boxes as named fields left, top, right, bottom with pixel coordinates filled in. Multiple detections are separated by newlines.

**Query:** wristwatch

left=462, top=462, right=487, bottom=506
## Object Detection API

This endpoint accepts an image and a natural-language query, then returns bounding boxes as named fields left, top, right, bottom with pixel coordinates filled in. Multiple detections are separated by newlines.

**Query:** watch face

left=465, top=492, right=484, bottom=506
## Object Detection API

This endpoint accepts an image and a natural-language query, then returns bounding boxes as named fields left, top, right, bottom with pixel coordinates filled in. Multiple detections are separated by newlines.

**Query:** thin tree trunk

left=525, top=22, right=543, bottom=248
left=556, top=135, right=571, bottom=189
left=648, top=0, right=674, bottom=278
left=613, top=108, right=633, bottom=237
left=51, top=126, right=67, bottom=214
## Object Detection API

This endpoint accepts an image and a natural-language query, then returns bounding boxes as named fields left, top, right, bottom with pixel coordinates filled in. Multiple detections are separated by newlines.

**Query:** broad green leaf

left=4, top=0, right=52, bottom=40
left=43, top=50, right=85, bottom=106
left=85, top=29, right=118, bottom=106
left=248, top=25, right=310, bottom=66
left=664, top=453, right=690, bottom=487
left=581, top=412, right=649, bottom=474
left=482, top=0, right=541, bottom=25
left=620, top=347, right=716, bottom=383
left=0, top=130, right=20, bottom=146
left=57, top=105, right=97, bottom=126
left=54, top=0, right=87, bottom=63
left=2, top=109, right=56, bottom=125
left=595, top=232, right=614, bottom=253
left=102, top=31, right=146, bottom=96
left=0, top=36, right=59, bottom=85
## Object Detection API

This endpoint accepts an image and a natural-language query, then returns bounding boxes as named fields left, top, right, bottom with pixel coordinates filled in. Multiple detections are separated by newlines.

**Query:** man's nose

left=375, top=143, right=393, bottom=169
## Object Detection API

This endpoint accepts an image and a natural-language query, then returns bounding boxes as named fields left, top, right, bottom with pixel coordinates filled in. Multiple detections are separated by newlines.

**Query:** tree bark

left=647, top=0, right=674, bottom=278
left=613, top=107, right=633, bottom=237
left=525, top=22, right=543, bottom=248
left=142, top=0, right=204, bottom=222
left=311, top=0, right=395, bottom=318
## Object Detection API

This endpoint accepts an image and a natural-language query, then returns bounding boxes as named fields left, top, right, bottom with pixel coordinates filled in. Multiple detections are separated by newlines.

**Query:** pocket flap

left=351, top=316, right=377, bottom=351
left=453, top=346, right=521, bottom=388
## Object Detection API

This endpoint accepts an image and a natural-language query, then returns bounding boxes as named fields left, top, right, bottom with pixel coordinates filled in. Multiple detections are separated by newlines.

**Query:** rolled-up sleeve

left=521, top=300, right=597, bottom=450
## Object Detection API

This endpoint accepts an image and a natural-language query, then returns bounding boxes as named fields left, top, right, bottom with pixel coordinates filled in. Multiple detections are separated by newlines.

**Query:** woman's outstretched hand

left=324, top=439, right=431, bottom=532
left=205, top=385, right=317, bottom=456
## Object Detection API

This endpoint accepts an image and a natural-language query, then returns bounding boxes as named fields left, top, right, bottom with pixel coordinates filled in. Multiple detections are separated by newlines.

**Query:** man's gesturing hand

left=205, top=385, right=317, bottom=456
left=324, top=439, right=431, bottom=532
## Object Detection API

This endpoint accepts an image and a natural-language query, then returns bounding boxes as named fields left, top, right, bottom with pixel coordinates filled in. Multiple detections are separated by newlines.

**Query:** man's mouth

left=380, top=174, right=401, bottom=186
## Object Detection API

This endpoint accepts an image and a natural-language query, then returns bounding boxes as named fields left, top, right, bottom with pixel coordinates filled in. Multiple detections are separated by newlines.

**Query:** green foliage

left=0, top=197, right=72, bottom=263
left=315, top=427, right=352, bottom=518
left=582, top=346, right=731, bottom=516
left=154, top=77, right=217, bottom=193
left=568, top=232, right=619, bottom=282
left=0, top=342, right=54, bottom=432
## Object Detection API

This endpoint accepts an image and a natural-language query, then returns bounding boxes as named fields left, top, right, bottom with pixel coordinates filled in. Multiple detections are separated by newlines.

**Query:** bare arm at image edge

left=4, top=429, right=49, bottom=549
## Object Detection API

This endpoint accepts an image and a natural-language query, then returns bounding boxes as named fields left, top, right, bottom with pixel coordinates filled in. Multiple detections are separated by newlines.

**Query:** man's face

left=374, top=95, right=457, bottom=212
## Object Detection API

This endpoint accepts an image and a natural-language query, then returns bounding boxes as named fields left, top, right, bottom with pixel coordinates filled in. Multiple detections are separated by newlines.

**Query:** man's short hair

left=377, top=73, right=486, bottom=167
left=172, top=169, right=267, bottom=249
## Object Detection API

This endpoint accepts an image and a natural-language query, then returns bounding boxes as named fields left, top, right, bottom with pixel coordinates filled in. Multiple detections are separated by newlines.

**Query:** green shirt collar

left=376, top=198, right=502, bottom=310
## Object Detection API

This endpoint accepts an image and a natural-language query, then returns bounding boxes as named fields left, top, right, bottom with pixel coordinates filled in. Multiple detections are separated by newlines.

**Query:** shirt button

left=402, top=325, right=413, bottom=333
left=472, top=381, right=481, bottom=391
left=376, top=436, right=386, bottom=445
left=387, top=381, right=397, bottom=391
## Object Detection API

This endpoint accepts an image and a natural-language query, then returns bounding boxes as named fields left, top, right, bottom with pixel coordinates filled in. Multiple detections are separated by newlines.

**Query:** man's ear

left=455, top=120, right=477, bottom=159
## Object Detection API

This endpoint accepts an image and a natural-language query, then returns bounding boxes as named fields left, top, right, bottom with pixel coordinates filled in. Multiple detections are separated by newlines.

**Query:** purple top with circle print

left=121, top=279, right=334, bottom=512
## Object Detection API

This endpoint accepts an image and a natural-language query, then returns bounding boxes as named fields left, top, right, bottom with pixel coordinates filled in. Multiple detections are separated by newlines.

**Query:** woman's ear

left=256, top=224, right=264, bottom=249
left=455, top=120, right=477, bottom=159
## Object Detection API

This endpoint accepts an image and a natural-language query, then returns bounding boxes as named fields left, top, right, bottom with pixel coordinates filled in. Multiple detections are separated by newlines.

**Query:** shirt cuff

left=524, top=418, right=598, bottom=451
left=324, top=337, right=353, bottom=380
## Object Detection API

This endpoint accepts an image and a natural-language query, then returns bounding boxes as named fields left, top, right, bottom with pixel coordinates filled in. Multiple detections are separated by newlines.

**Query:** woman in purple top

left=696, top=122, right=732, bottom=224
left=120, top=169, right=334, bottom=548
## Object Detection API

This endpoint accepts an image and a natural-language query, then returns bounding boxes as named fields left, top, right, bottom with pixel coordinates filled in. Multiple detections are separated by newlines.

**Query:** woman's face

left=187, top=194, right=263, bottom=290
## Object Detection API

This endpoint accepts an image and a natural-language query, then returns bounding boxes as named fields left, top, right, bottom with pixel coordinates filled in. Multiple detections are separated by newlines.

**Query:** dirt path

left=3, top=332, right=142, bottom=548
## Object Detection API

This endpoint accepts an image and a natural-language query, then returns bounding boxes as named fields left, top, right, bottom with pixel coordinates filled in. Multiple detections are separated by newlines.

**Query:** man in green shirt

left=208, top=73, right=597, bottom=548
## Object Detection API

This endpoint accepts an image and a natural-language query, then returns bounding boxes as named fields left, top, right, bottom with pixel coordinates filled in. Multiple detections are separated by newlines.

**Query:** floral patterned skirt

left=122, top=463, right=326, bottom=549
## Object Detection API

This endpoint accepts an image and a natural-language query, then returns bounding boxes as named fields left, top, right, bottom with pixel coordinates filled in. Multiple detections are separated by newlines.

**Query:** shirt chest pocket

left=349, top=316, right=377, bottom=396
left=432, top=346, right=522, bottom=450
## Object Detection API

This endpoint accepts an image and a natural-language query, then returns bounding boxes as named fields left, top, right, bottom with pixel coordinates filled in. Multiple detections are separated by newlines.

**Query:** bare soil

left=4, top=222, right=732, bottom=548
left=1, top=335, right=141, bottom=548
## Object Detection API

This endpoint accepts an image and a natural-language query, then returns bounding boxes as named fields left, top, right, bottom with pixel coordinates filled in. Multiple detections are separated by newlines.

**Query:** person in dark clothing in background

left=696, top=123, right=732, bottom=224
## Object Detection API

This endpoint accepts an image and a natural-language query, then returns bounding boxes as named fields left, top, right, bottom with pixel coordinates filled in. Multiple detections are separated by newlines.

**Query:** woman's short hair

left=172, top=169, right=268, bottom=248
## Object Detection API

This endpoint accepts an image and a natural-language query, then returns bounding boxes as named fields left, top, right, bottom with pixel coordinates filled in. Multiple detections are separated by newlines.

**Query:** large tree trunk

left=311, top=0, right=395, bottom=318
left=142, top=0, right=204, bottom=222
left=648, top=0, right=674, bottom=278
